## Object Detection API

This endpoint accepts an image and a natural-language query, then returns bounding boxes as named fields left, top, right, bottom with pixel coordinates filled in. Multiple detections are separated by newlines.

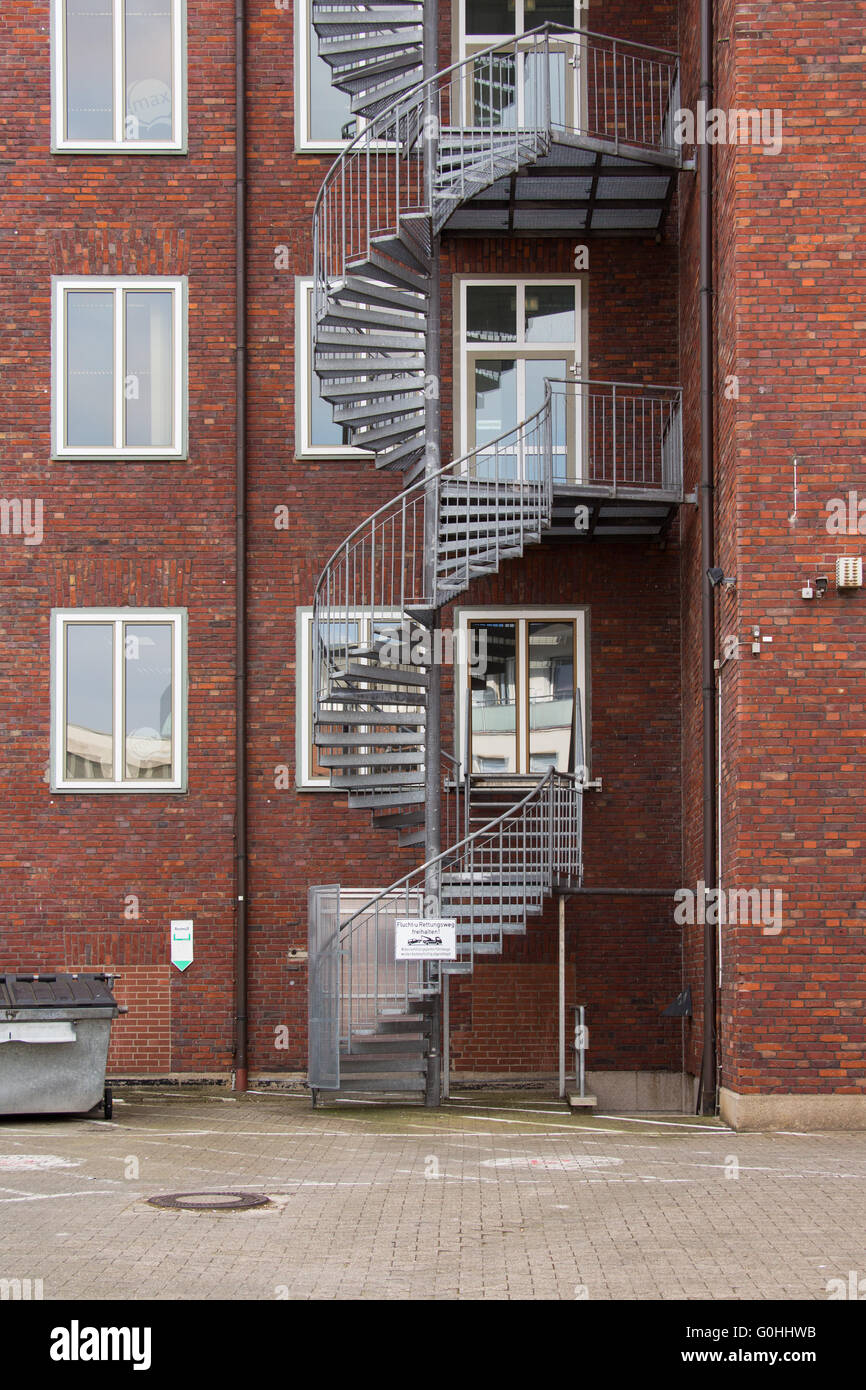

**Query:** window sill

left=51, top=450, right=189, bottom=463
left=295, top=447, right=375, bottom=462
left=51, top=142, right=188, bottom=156
left=51, top=783, right=187, bottom=795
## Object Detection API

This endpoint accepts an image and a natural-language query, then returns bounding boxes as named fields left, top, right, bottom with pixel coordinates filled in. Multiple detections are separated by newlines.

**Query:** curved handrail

left=313, top=394, right=551, bottom=606
left=339, top=764, right=584, bottom=941
left=313, top=22, right=682, bottom=314
left=312, top=21, right=680, bottom=222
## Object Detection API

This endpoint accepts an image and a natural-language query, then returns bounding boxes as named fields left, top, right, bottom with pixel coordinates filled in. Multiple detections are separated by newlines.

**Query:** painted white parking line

left=444, top=1113, right=627, bottom=1133
left=592, top=1114, right=733, bottom=1131
left=0, top=1190, right=118, bottom=1203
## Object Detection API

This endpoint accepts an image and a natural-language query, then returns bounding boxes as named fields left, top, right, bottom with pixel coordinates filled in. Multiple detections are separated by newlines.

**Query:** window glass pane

left=65, top=291, right=115, bottom=447
left=310, top=376, right=350, bottom=448
left=472, top=358, right=518, bottom=478
left=125, top=291, right=174, bottom=447
left=65, top=624, right=114, bottom=779
left=65, top=0, right=114, bottom=140
left=124, top=623, right=173, bottom=780
left=124, top=0, right=174, bottom=142
left=528, top=620, right=574, bottom=772
left=307, top=294, right=352, bottom=448
left=466, top=285, right=517, bottom=343
left=472, top=53, right=517, bottom=128
left=470, top=622, right=518, bottom=774
left=465, top=0, right=515, bottom=35
left=310, top=619, right=360, bottom=777
left=526, top=0, right=574, bottom=27
left=524, top=284, right=575, bottom=342
left=525, top=356, right=567, bottom=479
left=308, top=13, right=354, bottom=140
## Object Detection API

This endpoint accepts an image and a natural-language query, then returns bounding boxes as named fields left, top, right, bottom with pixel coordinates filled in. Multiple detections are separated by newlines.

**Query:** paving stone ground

left=0, top=1088, right=864, bottom=1301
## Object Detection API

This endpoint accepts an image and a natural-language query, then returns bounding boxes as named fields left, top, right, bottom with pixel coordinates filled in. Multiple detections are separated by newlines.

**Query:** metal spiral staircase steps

left=312, top=2, right=425, bottom=119
left=306, top=19, right=682, bottom=1100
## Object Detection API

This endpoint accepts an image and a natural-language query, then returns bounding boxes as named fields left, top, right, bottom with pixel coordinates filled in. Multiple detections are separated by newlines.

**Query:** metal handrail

left=313, top=23, right=682, bottom=321
left=315, top=764, right=583, bottom=1064
left=312, top=377, right=682, bottom=715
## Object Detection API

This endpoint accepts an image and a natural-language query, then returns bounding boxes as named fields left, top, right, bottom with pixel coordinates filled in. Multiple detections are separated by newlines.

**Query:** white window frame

left=454, top=605, right=589, bottom=780
left=50, top=607, right=188, bottom=793
left=51, top=0, right=187, bottom=153
left=52, top=276, right=188, bottom=460
left=294, top=0, right=368, bottom=153
left=455, top=0, right=586, bottom=128
left=295, top=279, right=373, bottom=460
left=454, top=275, right=587, bottom=481
left=296, top=606, right=402, bottom=788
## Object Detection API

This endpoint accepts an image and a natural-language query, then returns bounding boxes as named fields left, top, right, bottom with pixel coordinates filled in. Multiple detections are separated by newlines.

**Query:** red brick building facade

left=1, top=0, right=863, bottom=1126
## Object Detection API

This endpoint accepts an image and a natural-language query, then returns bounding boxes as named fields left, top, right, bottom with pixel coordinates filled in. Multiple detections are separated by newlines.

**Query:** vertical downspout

left=422, top=0, right=442, bottom=1106
left=233, top=0, right=248, bottom=1092
left=698, top=0, right=717, bottom=1114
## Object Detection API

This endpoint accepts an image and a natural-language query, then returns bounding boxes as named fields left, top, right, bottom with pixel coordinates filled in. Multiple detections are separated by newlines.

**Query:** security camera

left=815, top=576, right=829, bottom=598
left=707, top=568, right=736, bottom=589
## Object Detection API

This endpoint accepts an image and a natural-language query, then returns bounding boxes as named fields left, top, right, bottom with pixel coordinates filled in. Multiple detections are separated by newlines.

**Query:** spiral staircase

left=307, top=14, right=685, bottom=1103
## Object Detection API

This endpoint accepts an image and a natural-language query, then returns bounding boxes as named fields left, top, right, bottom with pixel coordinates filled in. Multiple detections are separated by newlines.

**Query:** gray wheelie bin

left=0, top=973, right=124, bottom=1117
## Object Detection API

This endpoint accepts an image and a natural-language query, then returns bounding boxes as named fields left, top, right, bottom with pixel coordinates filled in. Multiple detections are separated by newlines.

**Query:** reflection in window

left=528, top=620, right=574, bottom=773
left=59, top=616, right=181, bottom=787
left=465, top=616, right=579, bottom=776
left=470, top=621, right=518, bottom=774
left=65, top=624, right=114, bottom=779
left=124, top=624, right=173, bottom=780
left=305, top=6, right=355, bottom=143
left=461, top=279, right=581, bottom=480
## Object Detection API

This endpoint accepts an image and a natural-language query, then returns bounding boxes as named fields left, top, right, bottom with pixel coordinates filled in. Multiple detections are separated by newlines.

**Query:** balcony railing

left=313, top=24, right=682, bottom=321
left=308, top=765, right=584, bottom=1090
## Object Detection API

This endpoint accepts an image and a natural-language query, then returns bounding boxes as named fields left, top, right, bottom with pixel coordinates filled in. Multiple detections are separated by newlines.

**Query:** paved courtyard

left=1, top=1089, right=864, bottom=1301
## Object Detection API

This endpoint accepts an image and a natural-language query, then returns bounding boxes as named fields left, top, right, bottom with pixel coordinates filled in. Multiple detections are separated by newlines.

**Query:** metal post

left=558, top=894, right=566, bottom=1099
left=422, top=0, right=442, bottom=1107
left=442, top=972, right=450, bottom=1100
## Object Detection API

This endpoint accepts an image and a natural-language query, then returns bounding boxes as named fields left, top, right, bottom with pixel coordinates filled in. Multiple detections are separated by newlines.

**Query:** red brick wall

left=678, top=0, right=866, bottom=1096
left=0, top=1, right=238, bottom=1072
left=2, top=0, right=690, bottom=1082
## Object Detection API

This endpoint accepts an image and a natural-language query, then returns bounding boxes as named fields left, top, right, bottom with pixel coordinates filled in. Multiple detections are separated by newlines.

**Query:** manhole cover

left=147, top=1191, right=272, bottom=1212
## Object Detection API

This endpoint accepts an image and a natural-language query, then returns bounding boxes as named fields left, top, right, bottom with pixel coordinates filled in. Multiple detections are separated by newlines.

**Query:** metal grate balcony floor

left=441, top=140, right=679, bottom=237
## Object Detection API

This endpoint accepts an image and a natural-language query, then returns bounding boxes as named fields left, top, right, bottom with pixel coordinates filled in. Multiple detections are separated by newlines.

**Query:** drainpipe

left=233, top=0, right=248, bottom=1092
left=698, top=0, right=717, bottom=1115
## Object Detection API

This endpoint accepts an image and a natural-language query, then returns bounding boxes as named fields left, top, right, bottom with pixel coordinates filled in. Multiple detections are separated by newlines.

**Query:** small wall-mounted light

left=662, top=987, right=692, bottom=1019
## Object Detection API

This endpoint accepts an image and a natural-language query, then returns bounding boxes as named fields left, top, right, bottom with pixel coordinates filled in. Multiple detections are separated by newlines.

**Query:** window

left=52, top=0, right=187, bottom=152
left=455, top=607, right=587, bottom=777
left=296, top=279, right=372, bottom=459
left=456, top=277, right=585, bottom=481
left=51, top=609, right=187, bottom=792
left=296, top=607, right=404, bottom=788
left=52, top=278, right=187, bottom=459
left=457, top=0, right=584, bottom=130
left=294, top=0, right=359, bottom=150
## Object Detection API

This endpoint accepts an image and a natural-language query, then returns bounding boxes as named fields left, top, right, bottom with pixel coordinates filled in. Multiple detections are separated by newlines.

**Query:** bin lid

left=0, top=973, right=118, bottom=1009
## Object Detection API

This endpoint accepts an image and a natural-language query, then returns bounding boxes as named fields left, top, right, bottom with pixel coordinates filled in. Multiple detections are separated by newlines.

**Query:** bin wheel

left=103, top=1086, right=113, bottom=1120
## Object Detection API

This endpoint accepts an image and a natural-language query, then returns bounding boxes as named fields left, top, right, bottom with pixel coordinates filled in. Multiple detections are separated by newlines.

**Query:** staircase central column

left=422, top=0, right=442, bottom=1107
